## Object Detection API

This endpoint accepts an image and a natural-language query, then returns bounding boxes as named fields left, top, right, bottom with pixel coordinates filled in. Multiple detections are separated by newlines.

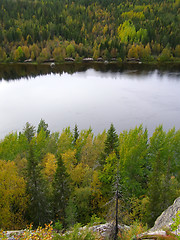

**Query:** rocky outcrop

left=150, top=197, right=180, bottom=235
left=138, top=197, right=180, bottom=239
left=89, top=222, right=130, bottom=238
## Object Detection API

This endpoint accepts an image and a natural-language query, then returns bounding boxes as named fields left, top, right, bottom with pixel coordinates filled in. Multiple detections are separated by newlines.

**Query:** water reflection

left=0, top=63, right=180, bottom=81
left=0, top=63, right=180, bottom=139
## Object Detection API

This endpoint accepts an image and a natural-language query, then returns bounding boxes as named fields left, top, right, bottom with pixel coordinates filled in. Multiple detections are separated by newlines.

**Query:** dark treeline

left=0, top=0, right=180, bottom=63
left=0, top=120, right=180, bottom=230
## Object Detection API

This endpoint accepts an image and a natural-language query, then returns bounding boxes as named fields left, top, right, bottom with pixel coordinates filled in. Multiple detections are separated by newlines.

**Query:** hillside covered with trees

left=0, top=0, right=180, bottom=63
left=0, top=120, right=180, bottom=232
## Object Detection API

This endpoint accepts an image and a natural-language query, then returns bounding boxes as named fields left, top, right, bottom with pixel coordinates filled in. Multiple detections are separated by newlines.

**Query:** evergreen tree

left=65, top=197, right=77, bottom=227
left=26, top=142, right=49, bottom=226
left=146, top=126, right=168, bottom=226
left=23, top=122, right=35, bottom=142
left=104, top=123, right=119, bottom=156
left=147, top=152, right=162, bottom=227
left=53, top=154, right=70, bottom=226
left=73, top=124, right=79, bottom=145
left=37, top=119, right=50, bottom=137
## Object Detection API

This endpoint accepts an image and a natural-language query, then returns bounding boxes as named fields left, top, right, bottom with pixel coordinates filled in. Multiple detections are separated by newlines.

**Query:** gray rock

left=89, top=222, right=130, bottom=238
left=150, top=197, right=180, bottom=235
left=138, top=197, right=180, bottom=239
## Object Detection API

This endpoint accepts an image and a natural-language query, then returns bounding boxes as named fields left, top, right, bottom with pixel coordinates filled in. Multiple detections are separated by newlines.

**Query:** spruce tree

left=104, top=123, right=119, bottom=156
left=73, top=124, right=79, bottom=145
left=147, top=152, right=162, bottom=227
left=23, top=122, right=35, bottom=142
left=26, top=142, right=49, bottom=226
left=37, top=119, right=50, bottom=137
left=53, top=154, right=70, bottom=226
left=65, top=197, right=77, bottom=227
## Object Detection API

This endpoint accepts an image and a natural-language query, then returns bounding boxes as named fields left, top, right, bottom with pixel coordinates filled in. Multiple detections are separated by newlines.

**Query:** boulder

left=89, top=222, right=130, bottom=238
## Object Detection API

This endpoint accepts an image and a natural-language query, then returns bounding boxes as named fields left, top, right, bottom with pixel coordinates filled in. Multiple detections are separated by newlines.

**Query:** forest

left=0, top=120, right=180, bottom=235
left=0, top=0, right=180, bottom=63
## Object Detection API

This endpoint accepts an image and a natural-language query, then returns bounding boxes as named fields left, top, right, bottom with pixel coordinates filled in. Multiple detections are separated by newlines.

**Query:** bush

left=89, top=214, right=106, bottom=226
left=54, top=221, right=63, bottom=232
left=119, top=221, right=147, bottom=240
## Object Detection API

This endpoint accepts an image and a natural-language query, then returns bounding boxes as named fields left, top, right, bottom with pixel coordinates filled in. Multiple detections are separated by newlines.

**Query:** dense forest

left=0, top=120, right=180, bottom=232
left=0, top=0, right=180, bottom=63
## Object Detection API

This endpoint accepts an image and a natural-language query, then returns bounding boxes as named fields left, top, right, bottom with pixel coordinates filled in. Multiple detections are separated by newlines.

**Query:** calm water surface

left=0, top=63, right=180, bottom=138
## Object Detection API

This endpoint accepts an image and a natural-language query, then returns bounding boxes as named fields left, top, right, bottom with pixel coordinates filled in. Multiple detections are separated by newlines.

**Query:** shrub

left=119, top=221, right=147, bottom=240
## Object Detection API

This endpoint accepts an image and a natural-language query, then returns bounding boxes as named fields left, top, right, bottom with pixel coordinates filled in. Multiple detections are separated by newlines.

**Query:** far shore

left=1, top=58, right=180, bottom=66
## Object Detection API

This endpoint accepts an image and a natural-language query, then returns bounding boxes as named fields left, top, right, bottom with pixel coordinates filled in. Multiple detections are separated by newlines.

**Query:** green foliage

left=54, top=220, right=63, bottom=232
left=23, top=122, right=35, bottom=143
left=26, top=142, right=49, bottom=226
left=65, top=197, right=77, bottom=228
left=0, top=0, right=179, bottom=63
left=74, top=186, right=92, bottom=224
left=58, top=127, right=74, bottom=154
left=37, top=119, right=50, bottom=137
left=89, top=214, right=105, bottom=226
left=119, top=125, right=148, bottom=198
left=158, top=48, right=173, bottom=62
left=100, top=152, right=118, bottom=198
left=73, top=124, right=79, bottom=145
left=129, top=196, right=149, bottom=224
left=136, top=28, right=149, bottom=45
left=0, top=122, right=180, bottom=230
left=53, top=154, right=70, bottom=226
left=13, top=47, right=24, bottom=62
left=75, top=128, right=92, bottom=161
left=146, top=126, right=180, bottom=227
left=171, top=211, right=180, bottom=237
left=0, top=47, right=7, bottom=62
left=55, top=223, right=98, bottom=240
left=104, top=123, right=119, bottom=156
left=0, top=132, right=28, bottom=161
left=66, top=44, right=75, bottom=58
left=118, top=20, right=136, bottom=44
left=120, top=221, right=147, bottom=240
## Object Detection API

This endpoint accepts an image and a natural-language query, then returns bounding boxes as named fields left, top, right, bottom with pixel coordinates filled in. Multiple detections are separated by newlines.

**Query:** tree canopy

left=0, top=0, right=179, bottom=63
left=0, top=123, right=180, bottom=230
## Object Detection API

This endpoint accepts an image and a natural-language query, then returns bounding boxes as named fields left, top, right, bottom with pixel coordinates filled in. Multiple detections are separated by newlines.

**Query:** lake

left=0, top=63, right=180, bottom=139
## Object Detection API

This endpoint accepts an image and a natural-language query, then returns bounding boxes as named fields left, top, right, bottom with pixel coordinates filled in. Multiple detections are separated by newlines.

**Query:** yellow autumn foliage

left=0, top=160, right=28, bottom=230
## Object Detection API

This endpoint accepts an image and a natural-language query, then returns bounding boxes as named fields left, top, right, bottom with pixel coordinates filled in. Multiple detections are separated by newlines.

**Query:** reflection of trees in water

left=0, top=63, right=179, bottom=81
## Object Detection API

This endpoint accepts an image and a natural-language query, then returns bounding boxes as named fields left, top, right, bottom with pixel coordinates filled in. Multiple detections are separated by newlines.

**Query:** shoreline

left=0, top=60, right=180, bottom=66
